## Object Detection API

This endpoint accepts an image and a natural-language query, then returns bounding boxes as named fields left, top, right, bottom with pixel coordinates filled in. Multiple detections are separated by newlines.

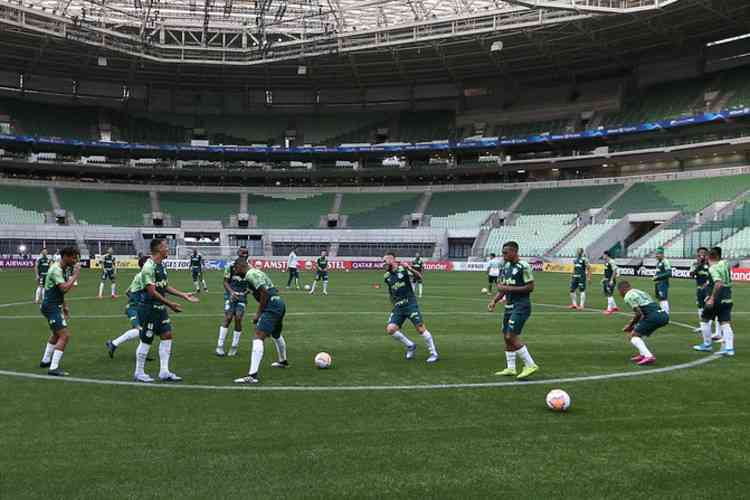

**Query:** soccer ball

left=545, top=389, right=571, bottom=412
left=304, top=284, right=311, bottom=291
left=481, top=287, right=488, bottom=294
left=314, top=352, right=332, bottom=369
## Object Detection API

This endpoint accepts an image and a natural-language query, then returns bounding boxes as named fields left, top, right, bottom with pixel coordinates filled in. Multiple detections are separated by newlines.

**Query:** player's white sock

left=310, top=281, right=317, bottom=293
left=42, top=342, right=55, bottom=363
left=630, top=336, right=653, bottom=358
left=113, top=328, right=140, bottom=347
left=158, top=339, right=172, bottom=375
left=35, top=287, right=42, bottom=303
left=231, top=331, right=242, bottom=350
left=570, top=292, right=577, bottom=306
left=135, top=342, right=150, bottom=376
left=607, top=297, right=616, bottom=310
left=194, top=281, right=199, bottom=291
left=580, top=292, right=586, bottom=308
left=660, top=301, right=670, bottom=314
left=111, top=284, right=116, bottom=296
left=421, top=330, right=437, bottom=356
left=721, top=324, right=734, bottom=351
left=294, top=278, right=300, bottom=289
left=391, top=330, right=415, bottom=348
left=698, top=309, right=703, bottom=322
left=98, top=283, right=104, bottom=297
left=418, top=283, right=423, bottom=297
left=700, top=322, right=712, bottom=345
left=714, top=320, right=722, bottom=338
left=516, top=346, right=535, bottom=367
left=50, top=349, right=64, bottom=370
left=505, top=351, right=517, bottom=371
left=202, top=279, right=207, bottom=290
left=249, top=338, right=264, bottom=375
left=323, top=281, right=328, bottom=293
left=217, top=326, right=228, bottom=348
left=273, top=335, right=287, bottom=362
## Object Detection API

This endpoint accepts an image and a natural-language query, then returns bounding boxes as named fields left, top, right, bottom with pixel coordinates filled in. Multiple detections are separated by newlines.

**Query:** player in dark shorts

left=689, top=247, right=721, bottom=340
left=653, top=247, right=671, bottom=314
left=693, top=247, right=735, bottom=356
left=106, top=257, right=152, bottom=360
left=38, top=247, right=81, bottom=376
left=410, top=253, right=425, bottom=298
left=216, top=258, right=251, bottom=357
left=309, top=250, right=329, bottom=295
left=602, top=251, right=620, bottom=315
left=488, top=241, right=539, bottom=380
left=383, top=252, right=439, bottom=363
left=568, top=248, right=590, bottom=310
left=233, top=260, right=289, bottom=384
left=34, top=248, right=50, bottom=304
left=98, top=248, right=118, bottom=299
left=619, top=280, right=669, bottom=366
left=190, top=249, right=208, bottom=293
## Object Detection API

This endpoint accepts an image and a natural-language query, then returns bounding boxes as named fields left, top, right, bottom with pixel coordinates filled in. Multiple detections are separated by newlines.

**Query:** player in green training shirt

left=568, top=248, right=591, bottom=310
left=488, top=241, right=539, bottom=380
left=410, top=253, right=425, bottom=298
left=382, top=252, right=439, bottom=363
left=216, top=258, right=251, bottom=357
left=693, top=247, right=735, bottom=356
left=618, top=280, right=669, bottom=366
left=106, top=257, right=153, bottom=360
left=309, top=249, right=329, bottom=295
left=131, top=239, right=199, bottom=383
left=602, top=251, right=620, bottom=314
left=653, top=247, right=671, bottom=314
left=34, top=248, right=50, bottom=304
left=233, top=260, right=290, bottom=384
left=98, top=248, right=118, bottom=299
left=190, top=248, right=208, bottom=293
left=38, top=247, right=81, bottom=376
left=689, top=247, right=721, bottom=340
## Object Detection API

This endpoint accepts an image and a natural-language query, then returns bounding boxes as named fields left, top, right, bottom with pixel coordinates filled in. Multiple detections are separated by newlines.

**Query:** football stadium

left=1, top=0, right=750, bottom=497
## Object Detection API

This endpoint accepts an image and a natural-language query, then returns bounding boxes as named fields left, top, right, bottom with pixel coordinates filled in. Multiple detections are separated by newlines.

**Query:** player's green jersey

left=127, top=272, right=144, bottom=304
left=224, top=263, right=250, bottom=298
left=708, top=260, right=733, bottom=304
left=690, top=260, right=711, bottom=288
left=384, top=265, right=417, bottom=307
left=190, top=255, right=203, bottom=272
left=244, top=268, right=279, bottom=303
left=412, top=257, right=424, bottom=273
left=36, top=255, right=50, bottom=276
left=572, top=256, right=589, bottom=279
left=501, top=260, right=534, bottom=307
left=102, top=254, right=116, bottom=271
left=624, top=288, right=660, bottom=317
left=42, top=263, right=67, bottom=307
left=654, top=258, right=671, bottom=282
left=604, top=260, right=618, bottom=281
left=317, top=256, right=328, bottom=271
left=138, top=259, right=169, bottom=308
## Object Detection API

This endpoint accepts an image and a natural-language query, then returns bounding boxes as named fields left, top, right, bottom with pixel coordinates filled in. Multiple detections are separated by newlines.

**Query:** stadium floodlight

left=490, top=41, right=503, bottom=52
left=18, top=245, right=27, bottom=253
left=297, top=65, right=307, bottom=75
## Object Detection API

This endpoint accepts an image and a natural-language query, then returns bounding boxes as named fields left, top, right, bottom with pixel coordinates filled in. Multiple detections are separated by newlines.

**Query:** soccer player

left=382, top=252, right=439, bottom=363
left=689, top=247, right=721, bottom=340
left=488, top=241, right=539, bottom=380
left=233, top=260, right=289, bottom=384
left=190, top=249, right=208, bottom=293
left=602, top=251, right=620, bottom=315
left=653, top=247, right=671, bottom=314
left=106, top=257, right=151, bottom=359
left=286, top=247, right=301, bottom=289
left=216, top=258, right=250, bottom=357
left=618, top=280, right=669, bottom=365
left=486, top=253, right=502, bottom=294
left=38, top=247, right=81, bottom=376
left=34, top=248, right=50, bottom=304
left=568, top=248, right=591, bottom=310
left=132, top=239, right=198, bottom=383
left=309, top=249, right=329, bottom=295
left=693, top=247, right=735, bottom=356
left=98, top=247, right=117, bottom=299
left=411, top=252, right=425, bottom=298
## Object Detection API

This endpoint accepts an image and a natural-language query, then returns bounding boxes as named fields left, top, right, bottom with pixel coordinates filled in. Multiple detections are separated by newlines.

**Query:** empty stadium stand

left=430, top=211, right=494, bottom=229
left=426, top=190, right=521, bottom=216
left=485, top=214, right=575, bottom=256
left=628, top=229, right=682, bottom=257
left=0, top=185, right=50, bottom=224
left=340, top=193, right=421, bottom=228
left=58, top=189, right=149, bottom=226
left=160, top=193, right=240, bottom=224
left=556, top=220, right=619, bottom=257
left=516, top=185, right=623, bottom=214
left=251, top=194, right=335, bottom=229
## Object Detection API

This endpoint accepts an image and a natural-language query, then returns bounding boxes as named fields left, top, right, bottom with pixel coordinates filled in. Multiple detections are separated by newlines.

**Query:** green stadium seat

left=58, top=190, right=150, bottom=226
left=426, top=190, right=521, bottom=216
left=485, top=214, right=575, bottom=256
left=628, top=229, right=682, bottom=257
left=340, top=193, right=421, bottom=228
left=516, top=185, right=623, bottom=214
left=251, top=194, right=335, bottom=229
left=556, top=220, right=619, bottom=257
left=160, top=193, right=240, bottom=224
left=0, top=186, right=50, bottom=224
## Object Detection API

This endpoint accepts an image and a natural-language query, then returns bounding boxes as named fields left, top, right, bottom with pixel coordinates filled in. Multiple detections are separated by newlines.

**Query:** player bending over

left=98, top=247, right=118, bottom=299
left=309, top=250, right=329, bottom=295
left=568, top=248, right=591, bottom=310
left=34, top=248, right=50, bottom=304
left=383, top=252, right=439, bottom=363
left=190, top=249, right=208, bottom=293
left=106, top=257, right=151, bottom=359
left=618, top=280, right=669, bottom=366
left=39, top=247, right=81, bottom=376
left=693, top=247, right=735, bottom=356
left=602, top=251, right=620, bottom=315
left=216, top=258, right=250, bottom=357
left=132, top=239, right=198, bottom=383
left=653, top=247, right=671, bottom=314
left=234, top=260, right=289, bottom=384
left=488, top=241, right=539, bottom=380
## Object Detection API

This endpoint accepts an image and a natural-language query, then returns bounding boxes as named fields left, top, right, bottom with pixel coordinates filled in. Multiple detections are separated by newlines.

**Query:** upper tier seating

left=160, top=193, right=240, bottom=224
left=485, top=214, right=575, bottom=256
left=556, top=220, right=619, bottom=257
left=251, top=194, right=335, bottom=229
left=2, top=98, right=97, bottom=140
left=721, top=66, right=750, bottom=110
left=340, top=193, right=421, bottom=228
left=426, top=190, right=521, bottom=216
left=397, top=111, right=454, bottom=143
left=59, top=190, right=149, bottom=226
left=0, top=186, right=50, bottom=224
left=430, top=211, right=494, bottom=229
left=516, top=185, right=623, bottom=214
left=601, top=78, right=706, bottom=127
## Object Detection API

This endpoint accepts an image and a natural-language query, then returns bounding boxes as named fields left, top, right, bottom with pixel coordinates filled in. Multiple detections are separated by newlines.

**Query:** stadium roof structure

left=0, top=0, right=748, bottom=87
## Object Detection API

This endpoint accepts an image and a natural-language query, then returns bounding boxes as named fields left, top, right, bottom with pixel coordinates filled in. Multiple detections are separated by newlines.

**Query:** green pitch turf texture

left=0, top=269, right=748, bottom=499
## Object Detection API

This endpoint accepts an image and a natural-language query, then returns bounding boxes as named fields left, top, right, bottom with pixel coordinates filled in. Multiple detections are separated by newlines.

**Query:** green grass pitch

left=0, top=268, right=748, bottom=499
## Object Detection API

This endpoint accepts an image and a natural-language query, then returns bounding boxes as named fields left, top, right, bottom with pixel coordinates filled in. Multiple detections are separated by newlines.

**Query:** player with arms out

left=693, top=247, right=735, bottom=356
left=383, top=252, right=439, bottom=363
left=39, top=247, right=81, bottom=376
left=568, top=248, right=591, bottom=310
left=132, top=239, right=199, bottom=383
left=98, top=247, right=118, bottom=299
left=190, top=249, right=208, bottom=294
left=34, top=248, right=50, bottom=304
left=233, top=260, right=289, bottom=384
left=602, top=251, right=620, bottom=315
left=216, top=258, right=250, bottom=357
left=488, top=241, right=539, bottom=380
left=618, top=280, right=669, bottom=365
left=486, top=253, right=502, bottom=295
left=410, top=252, right=425, bottom=298
left=653, top=247, right=671, bottom=314
left=286, top=247, right=301, bottom=289
left=105, top=257, right=151, bottom=359
left=309, top=249, right=329, bottom=295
